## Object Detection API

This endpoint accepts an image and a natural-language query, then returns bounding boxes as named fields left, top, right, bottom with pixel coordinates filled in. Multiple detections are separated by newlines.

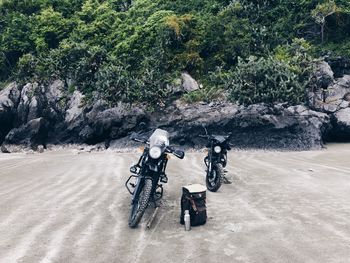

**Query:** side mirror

left=173, top=149, right=185, bottom=159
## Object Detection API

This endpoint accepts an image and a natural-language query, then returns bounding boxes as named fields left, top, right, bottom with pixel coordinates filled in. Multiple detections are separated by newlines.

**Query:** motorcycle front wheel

left=128, top=178, right=153, bottom=228
left=206, top=163, right=223, bottom=192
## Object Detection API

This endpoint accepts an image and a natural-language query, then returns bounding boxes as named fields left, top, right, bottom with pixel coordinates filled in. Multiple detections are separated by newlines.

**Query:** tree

left=312, top=1, right=338, bottom=44
left=31, top=7, right=71, bottom=52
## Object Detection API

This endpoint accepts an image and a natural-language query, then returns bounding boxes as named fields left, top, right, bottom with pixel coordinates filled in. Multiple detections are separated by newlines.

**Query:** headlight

left=214, top=146, right=221, bottom=153
left=149, top=146, right=162, bottom=159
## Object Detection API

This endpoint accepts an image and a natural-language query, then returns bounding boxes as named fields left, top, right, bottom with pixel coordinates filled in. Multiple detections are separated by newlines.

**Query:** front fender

left=148, top=163, right=159, bottom=172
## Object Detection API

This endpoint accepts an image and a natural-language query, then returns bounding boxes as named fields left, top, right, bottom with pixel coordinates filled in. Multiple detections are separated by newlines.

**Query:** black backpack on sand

left=180, top=184, right=207, bottom=226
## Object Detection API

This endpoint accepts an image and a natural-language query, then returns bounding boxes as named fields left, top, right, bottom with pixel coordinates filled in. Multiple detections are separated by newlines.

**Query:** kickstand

left=146, top=206, right=160, bottom=229
left=222, top=176, right=232, bottom=184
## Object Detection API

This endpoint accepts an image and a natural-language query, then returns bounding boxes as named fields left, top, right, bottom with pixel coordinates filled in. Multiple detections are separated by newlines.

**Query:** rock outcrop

left=308, top=60, right=350, bottom=142
left=0, top=83, right=20, bottom=142
left=1, top=60, right=350, bottom=152
left=2, top=117, right=49, bottom=151
left=330, top=108, right=350, bottom=141
left=145, top=102, right=330, bottom=150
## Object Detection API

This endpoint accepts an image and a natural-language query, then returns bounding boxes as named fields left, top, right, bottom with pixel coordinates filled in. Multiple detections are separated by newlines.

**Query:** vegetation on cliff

left=1, top=0, right=350, bottom=105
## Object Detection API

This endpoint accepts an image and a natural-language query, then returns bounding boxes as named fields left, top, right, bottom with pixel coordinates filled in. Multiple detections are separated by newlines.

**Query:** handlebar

left=165, top=146, right=185, bottom=159
left=199, top=132, right=233, bottom=138
left=132, top=137, right=185, bottom=159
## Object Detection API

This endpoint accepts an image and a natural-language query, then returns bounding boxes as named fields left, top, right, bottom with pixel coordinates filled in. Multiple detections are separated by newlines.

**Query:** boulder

left=87, top=103, right=147, bottom=143
left=314, top=61, right=334, bottom=88
left=0, top=83, right=20, bottom=143
left=46, top=80, right=64, bottom=106
left=17, top=83, right=40, bottom=124
left=308, top=61, right=334, bottom=112
left=45, top=80, right=66, bottom=120
left=330, top=108, right=350, bottom=141
left=65, top=90, right=84, bottom=124
left=320, top=75, right=350, bottom=113
left=181, top=72, right=200, bottom=92
left=309, top=68, right=350, bottom=113
left=3, top=117, right=49, bottom=150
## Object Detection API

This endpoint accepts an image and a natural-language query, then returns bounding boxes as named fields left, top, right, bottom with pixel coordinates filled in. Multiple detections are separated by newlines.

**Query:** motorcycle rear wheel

left=128, top=178, right=153, bottom=228
left=206, top=163, right=223, bottom=192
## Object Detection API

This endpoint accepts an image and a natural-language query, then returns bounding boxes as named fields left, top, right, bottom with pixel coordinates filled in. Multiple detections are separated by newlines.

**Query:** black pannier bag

left=180, top=184, right=207, bottom=226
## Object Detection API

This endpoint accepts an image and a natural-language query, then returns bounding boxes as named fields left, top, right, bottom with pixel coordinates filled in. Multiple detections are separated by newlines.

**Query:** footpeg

left=154, top=184, right=164, bottom=201
left=160, top=173, right=168, bottom=183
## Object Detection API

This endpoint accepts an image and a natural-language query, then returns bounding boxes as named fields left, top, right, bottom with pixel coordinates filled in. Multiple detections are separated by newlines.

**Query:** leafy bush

left=183, top=86, right=224, bottom=103
left=15, top=53, right=39, bottom=82
left=230, top=56, right=304, bottom=105
left=223, top=56, right=309, bottom=105
left=95, top=50, right=171, bottom=106
left=1, top=0, right=350, bottom=106
left=207, top=38, right=315, bottom=105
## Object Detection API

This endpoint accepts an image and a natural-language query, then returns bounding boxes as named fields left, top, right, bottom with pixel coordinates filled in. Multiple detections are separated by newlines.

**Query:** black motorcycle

left=125, top=129, right=185, bottom=228
left=200, top=127, right=232, bottom=192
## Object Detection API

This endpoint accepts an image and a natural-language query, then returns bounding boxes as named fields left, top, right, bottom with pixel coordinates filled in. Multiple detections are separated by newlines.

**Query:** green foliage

left=312, top=1, right=338, bottom=24
left=225, top=56, right=307, bottom=105
left=1, top=0, right=350, bottom=106
left=319, top=40, right=350, bottom=58
left=183, top=87, right=224, bottom=103
left=0, top=80, right=10, bottom=90
left=43, top=42, right=107, bottom=90
left=96, top=53, right=171, bottom=106
left=201, top=2, right=252, bottom=70
left=15, top=53, right=38, bottom=82
left=213, top=39, right=315, bottom=105
left=31, top=7, right=72, bottom=52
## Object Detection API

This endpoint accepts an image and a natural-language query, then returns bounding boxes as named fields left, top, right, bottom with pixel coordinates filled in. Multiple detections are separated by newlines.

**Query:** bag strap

left=186, top=196, right=198, bottom=213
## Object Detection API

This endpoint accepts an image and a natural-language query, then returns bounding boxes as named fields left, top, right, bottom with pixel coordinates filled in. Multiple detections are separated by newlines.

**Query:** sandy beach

left=1, top=144, right=350, bottom=263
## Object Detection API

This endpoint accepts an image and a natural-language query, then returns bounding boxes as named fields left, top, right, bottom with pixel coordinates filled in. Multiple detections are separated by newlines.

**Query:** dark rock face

left=17, top=83, right=39, bottom=124
left=0, top=83, right=20, bottom=143
left=326, top=57, right=350, bottom=78
left=307, top=60, right=350, bottom=142
left=314, top=61, right=334, bottom=89
left=92, top=105, right=146, bottom=139
left=1, top=60, right=350, bottom=152
left=2, top=117, right=49, bottom=150
left=309, top=74, right=350, bottom=113
left=330, top=108, right=350, bottom=141
left=146, top=102, right=330, bottom=150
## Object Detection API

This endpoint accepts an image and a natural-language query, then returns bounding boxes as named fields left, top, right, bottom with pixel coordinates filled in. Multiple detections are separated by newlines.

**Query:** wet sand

left=1, top=144, right=350, bottom=263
